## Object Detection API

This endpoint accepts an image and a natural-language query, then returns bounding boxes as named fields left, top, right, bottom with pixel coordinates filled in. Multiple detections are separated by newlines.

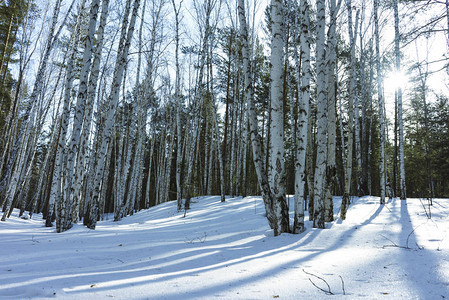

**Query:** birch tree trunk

left=47, top=76, right=73, bottom=227
left=86, top=0, right=140, bottom=229
left=306, top=105, right=315, bottom=219
left=269, top=0, right=290, bottom=233
left=54, top=2, right=87, bottom=230
left=293, top=0, right=311, bottom=234
left=241, top=103, right=248, bottom=197
left=393, top=0, right=406, bottom=200
left=145, top=136, right=155, bottom=208
left=324, top=0, right=340, bottom=223
left=237, top=0, right=287, bottom=235
left=61, top=0, right=101, bottom=229
left=172, top=0, right=183, bottom=210
left=312, top=0, right=327, bottom=229
left=73, top=0, right=110, bottom=223
left=367, top=41, right=374, bottom=196
left=374, top=0, right=386, bottom=204
left=340, top=2, right=359, bottom=220
left=359, top=4, right=368, bottom=195
left=230, top=94, right=237, bottom=197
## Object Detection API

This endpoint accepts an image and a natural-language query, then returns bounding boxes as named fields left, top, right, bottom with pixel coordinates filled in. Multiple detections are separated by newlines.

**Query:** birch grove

left=3, top=0, right=447, bottom=235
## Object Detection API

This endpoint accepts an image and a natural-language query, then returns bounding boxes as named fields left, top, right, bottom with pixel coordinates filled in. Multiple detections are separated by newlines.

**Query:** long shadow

left=399, top=199, right=449, bottom=299
left=57, top=198, right=388, bottom=298
left=74, top=201, right=387, bottom=298
left=0, top=196, right=388, bottom=298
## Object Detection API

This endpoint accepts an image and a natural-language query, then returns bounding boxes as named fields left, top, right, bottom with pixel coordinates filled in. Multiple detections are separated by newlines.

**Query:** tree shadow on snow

left=0, top=196, right=401, bottom=299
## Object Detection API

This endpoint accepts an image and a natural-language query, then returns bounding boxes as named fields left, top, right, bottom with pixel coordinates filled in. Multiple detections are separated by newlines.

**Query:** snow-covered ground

left=1, top=195, right=448, bottom=299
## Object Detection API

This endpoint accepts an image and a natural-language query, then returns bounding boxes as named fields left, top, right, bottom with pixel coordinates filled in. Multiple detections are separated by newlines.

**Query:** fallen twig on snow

left=339, top=275, right=346, bottom=295
left=380, top=234, right=423, bottom=250
left=418, top=198, right=431, bottom=219
left=406, top=222, right=426, bottom=249
left=185, top=232, right=207, bottom=244
left=303, top=269, right=334, bottom=295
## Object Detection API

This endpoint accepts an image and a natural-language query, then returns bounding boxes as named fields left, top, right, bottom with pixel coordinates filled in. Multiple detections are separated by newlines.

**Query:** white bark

left=367, top=42, right=374, bottom=195
left=313, top=0, right=327, bottom=229
left=293, top=0, right=311, bottom=234
left=87, top=0, right=140, bottom=229
left=340, top=2, right=359, bottom=220
left=55, top=1, right=87, bottom=230
left=172, top=0, right=183, bottom=210
left=62, top=0, right=101, bottom=229
left=393, top=0, right=406, bottom=200
left=230, top=96, right=237, bottom=197
left=145, top=136, right=155, bottom=208
left=374, top=0, right=386, bottom=204
left=324, top=0, right=340, bottom=223
left=241, top=103, right=248, bottom=197
left=238, top=0, right=288, bottom=235
left=73, top=0, right=110, bottom=223
left=270, top=0, right=289, bottom=233
left=359, top=4, right=368, bottom=196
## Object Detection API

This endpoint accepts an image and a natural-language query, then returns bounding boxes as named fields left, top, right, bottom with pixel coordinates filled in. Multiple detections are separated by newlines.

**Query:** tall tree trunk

left=374, top=0, right=386, bottom=204
left=306, top=106, right=315, bottom=219
left=145, top=136, right=155, bottom=208
left=230, top=92, right=237, bottom=197
left=359, top=4, right=368, bottom=195
left=172, top=0, right=183, bottom=210
left=270, top=0, right=290, bottom=233
left=237, top=0, right=286, bottom=235
left=60, top=0, right=99, bottom=232
left=340, top=2, right=359, bottom=220
left=393, top=0, right=406, bottom=200
left=54, top=1, right=87, bottom=230
left=74, top=0, right=110, bottom=223
left=312, top=0, right=327, bottom=229
left=87, top=0, right=141, bottom=229
left=293, top=0, right=311, bottom=234
left=324, top=0, right=340, bottom=223
left=367, top=41, right=374, bottom=196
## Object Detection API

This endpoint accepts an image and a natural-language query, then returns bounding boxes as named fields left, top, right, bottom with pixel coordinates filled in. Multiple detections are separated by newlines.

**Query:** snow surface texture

left=1, top=196, right=448, bottom=299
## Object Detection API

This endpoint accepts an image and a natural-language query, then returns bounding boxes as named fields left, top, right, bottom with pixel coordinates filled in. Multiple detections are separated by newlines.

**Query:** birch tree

left=293, top=0, right=311, bottom=234
left=312, top=0, right=327, bottom=229
left=374, top=0, right=386, bottom=204
left=269, top=0, right=289, bottom=233
left=60, top=0, right=101, bottom=231
left=237, top=0, right=288, bottom=235
left=340, top=1, right=359, bottom=220
left=73, top=0, right=110, bottom=222
left=86, top=0, right=140, bottom=229
left=393, top=0, right=406, bottom=200
left=324, top=0, right=341, bottom=223
left=172, top=0, right=183, bottom=210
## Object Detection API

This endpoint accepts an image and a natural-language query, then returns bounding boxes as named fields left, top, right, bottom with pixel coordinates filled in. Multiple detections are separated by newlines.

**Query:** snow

left=1, top=196, right=449, bottom=299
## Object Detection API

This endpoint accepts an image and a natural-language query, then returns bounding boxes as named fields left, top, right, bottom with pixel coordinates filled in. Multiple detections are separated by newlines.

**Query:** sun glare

left=384, top=71, right=409, bottom=91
